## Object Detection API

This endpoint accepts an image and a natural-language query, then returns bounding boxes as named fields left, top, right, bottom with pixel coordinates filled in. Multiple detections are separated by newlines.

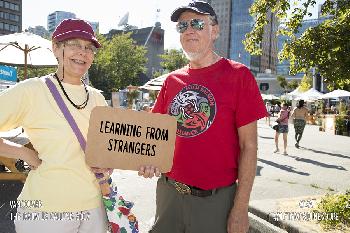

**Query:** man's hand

left=227, top=206, right=249, bottom=233
left=138, top=165, right=161, bottom=178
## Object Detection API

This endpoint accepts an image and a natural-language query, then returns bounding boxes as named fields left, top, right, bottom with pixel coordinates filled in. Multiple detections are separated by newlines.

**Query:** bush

left=313, top=190, right=350, bottom=231
left=335, top=115, right=347, bottom=134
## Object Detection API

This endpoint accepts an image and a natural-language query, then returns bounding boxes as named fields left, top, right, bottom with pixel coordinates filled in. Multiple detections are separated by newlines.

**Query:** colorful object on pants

left=95, top=173, right=139, bottom=233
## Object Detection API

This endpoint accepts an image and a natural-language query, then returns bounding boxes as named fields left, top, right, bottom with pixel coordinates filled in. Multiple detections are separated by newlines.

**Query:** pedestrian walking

left=138, top=1, right=268, bottom=233
left=291, top=100, right=309, bottom=148
left=274, top=103, right=290, bottom=155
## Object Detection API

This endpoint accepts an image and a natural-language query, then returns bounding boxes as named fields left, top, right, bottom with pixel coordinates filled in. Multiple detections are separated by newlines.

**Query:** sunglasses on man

left=176, top=19, right=205, bottom=33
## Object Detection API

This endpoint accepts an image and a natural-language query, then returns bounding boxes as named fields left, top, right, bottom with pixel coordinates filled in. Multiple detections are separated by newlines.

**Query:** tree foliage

left=18, top=67, right=56, bottom=81
left=287, top=79, right=299, bottom=90
left=89, top=33, right=147, bottom=99
left=299, top=72, right=312, bottom=91
left=244, top=0, right=350, bottom=90
left=159, top=49, right=188, bottom=73
left=277, top=75, right=288, bottom=90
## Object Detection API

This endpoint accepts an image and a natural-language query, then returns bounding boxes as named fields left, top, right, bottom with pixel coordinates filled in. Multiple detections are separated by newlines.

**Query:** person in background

left=139, top=1, right=268, bottom=233
left=0, top=19, right=109, bottom=233
left=274, top=103, right=290, bottom=155
left=291, top=100, right=309, bottom=148
left=274, top=103, right=281, bottom=116
left=265, top=102, right=272, bottom=125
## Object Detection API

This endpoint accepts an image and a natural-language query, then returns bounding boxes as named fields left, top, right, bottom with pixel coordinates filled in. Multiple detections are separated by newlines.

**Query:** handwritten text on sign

left=85, top=107, right=176, bottom=172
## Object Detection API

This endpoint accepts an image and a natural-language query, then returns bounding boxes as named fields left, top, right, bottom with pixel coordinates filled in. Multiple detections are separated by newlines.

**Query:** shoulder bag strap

left=45, top=77, right=86, bottom=151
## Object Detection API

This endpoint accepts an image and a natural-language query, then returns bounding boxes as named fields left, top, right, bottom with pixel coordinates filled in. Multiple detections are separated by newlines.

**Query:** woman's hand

left=138, top=165, right=161, bottom=178
left=90, top=167, right=113, bottom=177
left=22, top=147, right=41, bottom=170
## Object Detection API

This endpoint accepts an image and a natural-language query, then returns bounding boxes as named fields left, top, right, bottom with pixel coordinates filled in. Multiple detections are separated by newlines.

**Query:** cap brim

left=170, top=7, right=210, bottom=22
left=53, top=30, right=101, bottom=48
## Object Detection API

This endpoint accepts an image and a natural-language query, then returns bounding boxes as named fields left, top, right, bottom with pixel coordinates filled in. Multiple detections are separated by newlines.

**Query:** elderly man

left=139, top=1, right=267, bottom=233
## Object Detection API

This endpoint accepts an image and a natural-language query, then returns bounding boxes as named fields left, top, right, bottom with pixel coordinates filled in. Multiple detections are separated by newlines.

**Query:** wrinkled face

left=53, top=38, right=95, bottom=78
left=178, top=11, right=219, bottom=60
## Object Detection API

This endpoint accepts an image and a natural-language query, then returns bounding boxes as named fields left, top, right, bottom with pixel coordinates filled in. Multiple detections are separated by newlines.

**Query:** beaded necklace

left=53, top=73, right=89, bottom=110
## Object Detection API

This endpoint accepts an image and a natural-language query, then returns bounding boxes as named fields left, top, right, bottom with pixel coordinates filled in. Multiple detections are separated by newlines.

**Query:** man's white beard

left=183, top=51, right=202, bottom=61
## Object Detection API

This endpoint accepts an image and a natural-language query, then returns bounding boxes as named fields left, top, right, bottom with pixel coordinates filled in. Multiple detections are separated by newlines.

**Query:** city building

left=26, top=25, right=49, bottom=38
left=209, top=0, right=232, bottom=58
left=0, top=0, right=21, bottom=35
left=210, top=0, right=278, bottom=75
left=106, top=22, right=164, bottom=84
left=47, top=11, right=76, bottom=34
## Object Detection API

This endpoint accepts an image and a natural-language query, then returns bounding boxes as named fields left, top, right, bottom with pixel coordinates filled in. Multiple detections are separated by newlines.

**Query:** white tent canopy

left=296, top=88, right=323, bottom=101
left=321, top=89, right=350, bottom=99
left=261, top=93, right=279, bottom=100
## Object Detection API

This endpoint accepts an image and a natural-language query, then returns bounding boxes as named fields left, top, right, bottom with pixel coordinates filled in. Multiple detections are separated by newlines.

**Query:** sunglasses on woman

left=176, top=19, right=205, bottom=33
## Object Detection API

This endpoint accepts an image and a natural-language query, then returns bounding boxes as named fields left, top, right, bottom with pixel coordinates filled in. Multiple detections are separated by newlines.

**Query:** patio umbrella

left=321, top=89, right=350, bottom=99
left=139, top=74, right=167, bottom=91
left=0, top=32, right=57, bottom=79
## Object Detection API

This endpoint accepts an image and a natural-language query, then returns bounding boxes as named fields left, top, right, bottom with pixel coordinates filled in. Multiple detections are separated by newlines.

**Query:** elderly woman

left=291, top=100, right=309, bottom=148
left=0, top=19, right=107, bottom=233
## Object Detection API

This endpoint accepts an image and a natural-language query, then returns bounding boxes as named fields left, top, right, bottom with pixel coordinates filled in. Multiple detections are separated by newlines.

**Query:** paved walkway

left=1, top=119, right=349, bottom=232
left=111, top=119, right=350, bottom=232
left=251, top=118, right=350, bottom=232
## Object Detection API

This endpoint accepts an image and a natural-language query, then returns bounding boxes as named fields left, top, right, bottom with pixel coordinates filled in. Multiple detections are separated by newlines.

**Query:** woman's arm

left=0, top=138, right=41, bottom=169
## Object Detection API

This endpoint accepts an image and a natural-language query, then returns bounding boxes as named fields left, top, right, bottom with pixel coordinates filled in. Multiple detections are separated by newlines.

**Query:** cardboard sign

left=85, top=106, right=177, bottom=172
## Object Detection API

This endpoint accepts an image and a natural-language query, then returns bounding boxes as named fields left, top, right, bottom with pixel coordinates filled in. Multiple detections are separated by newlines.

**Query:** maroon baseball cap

left=52, top=18, right=101, bottom=48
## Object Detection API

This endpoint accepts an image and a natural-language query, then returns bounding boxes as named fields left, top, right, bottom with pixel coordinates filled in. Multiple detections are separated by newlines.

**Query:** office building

left=228, top=0, right=278, bottom=75
left=209, top=0, right=232, bottom=58
left=210, top=0, right=279, bottom=74
left=277, top=18, right=326, bottom=77
left=0, top=0, right=21, bottom=35
left=47, top=11, right=76, bottom=34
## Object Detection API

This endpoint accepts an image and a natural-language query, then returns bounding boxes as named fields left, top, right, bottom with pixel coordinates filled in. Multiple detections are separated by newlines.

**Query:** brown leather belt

left=165, top=176, right=217, bottom=197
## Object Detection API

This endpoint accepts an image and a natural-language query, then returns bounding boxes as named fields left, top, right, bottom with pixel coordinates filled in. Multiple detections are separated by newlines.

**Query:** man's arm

left=227, top=120, right=258, bottom=233
left=0, top=138, right=41, bottom=169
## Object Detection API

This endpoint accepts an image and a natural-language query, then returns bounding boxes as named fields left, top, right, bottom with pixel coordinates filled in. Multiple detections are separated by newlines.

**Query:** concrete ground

left=111, top=118, right=350, bottom=232
left=1, top=119, right=349, bottom=233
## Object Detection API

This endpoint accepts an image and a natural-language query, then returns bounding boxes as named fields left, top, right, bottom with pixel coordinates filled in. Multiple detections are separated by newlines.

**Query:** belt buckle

left=173, top=181, right=191, bottom=195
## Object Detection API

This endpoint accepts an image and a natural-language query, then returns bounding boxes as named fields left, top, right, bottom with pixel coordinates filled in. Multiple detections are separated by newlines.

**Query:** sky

left=22, top=0, right=325, bottom=49
left=22, top=0, right=192, bottom=49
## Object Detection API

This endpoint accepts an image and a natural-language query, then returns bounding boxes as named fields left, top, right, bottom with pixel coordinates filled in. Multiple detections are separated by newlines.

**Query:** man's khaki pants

left=149, top=176, right=237, bottom=233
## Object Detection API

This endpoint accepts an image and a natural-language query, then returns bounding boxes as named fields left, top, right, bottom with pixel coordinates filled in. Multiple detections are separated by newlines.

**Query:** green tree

left=287, top=79, right=299, bottom=90
left=244, top=0, right=350, bottom=90
left=299, top=72, right=312, bottom=92
left=276, top=75, right=288, bottom=90
left=89, top=33, right=147, bottom=99
left=17, top=67, right=56, bottom=81
left=159, top=49, right=188, bottom=73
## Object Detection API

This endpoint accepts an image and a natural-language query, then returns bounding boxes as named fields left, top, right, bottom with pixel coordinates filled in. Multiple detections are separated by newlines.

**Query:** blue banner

left=0, top=65, right=17, bottom=82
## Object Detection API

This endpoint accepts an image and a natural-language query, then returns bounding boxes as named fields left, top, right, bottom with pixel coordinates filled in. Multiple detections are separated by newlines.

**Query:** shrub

left=313, top=190, right=350, bottom=231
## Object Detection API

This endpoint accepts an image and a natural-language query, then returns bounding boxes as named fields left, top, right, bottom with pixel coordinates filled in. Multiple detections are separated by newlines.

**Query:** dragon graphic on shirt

left=168, top=84, right=216, bottom=137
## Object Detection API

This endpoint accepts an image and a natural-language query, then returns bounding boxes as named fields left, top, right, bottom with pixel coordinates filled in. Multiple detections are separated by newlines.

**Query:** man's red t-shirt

left=152, top=58, right=267, bottom=190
